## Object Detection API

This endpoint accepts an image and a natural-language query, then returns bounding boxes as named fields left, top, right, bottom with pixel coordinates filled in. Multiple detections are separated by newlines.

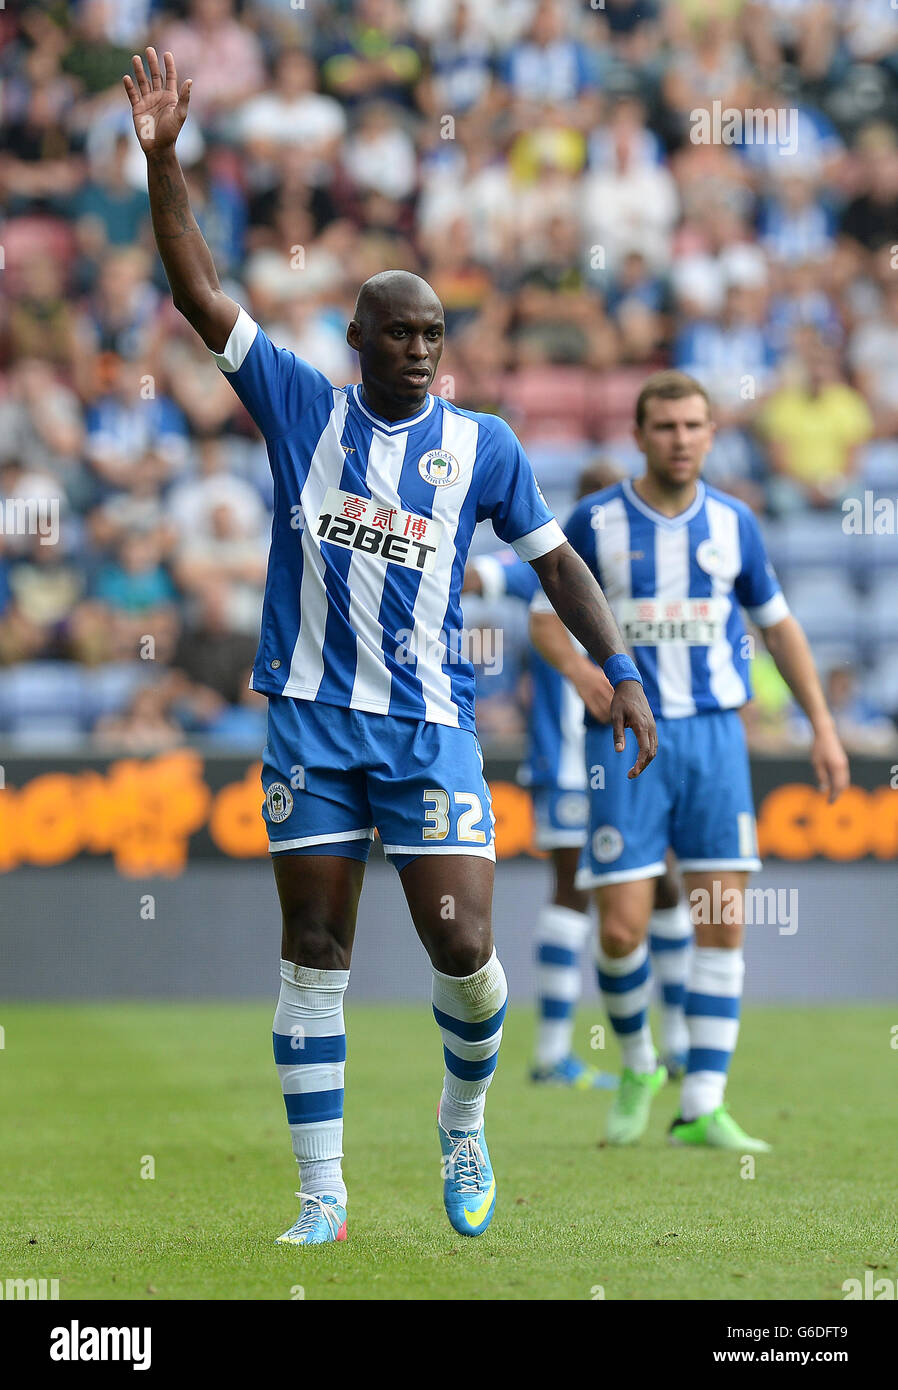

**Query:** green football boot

left=669, top=1105, right=771, bottom=1154
left=605, top=1063, right=668, bottom=1145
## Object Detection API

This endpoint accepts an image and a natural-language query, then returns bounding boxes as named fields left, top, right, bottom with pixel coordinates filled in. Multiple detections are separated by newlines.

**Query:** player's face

left=634, top=395, right=714, bottom=488
left=349, top=294, right=445, bottom=420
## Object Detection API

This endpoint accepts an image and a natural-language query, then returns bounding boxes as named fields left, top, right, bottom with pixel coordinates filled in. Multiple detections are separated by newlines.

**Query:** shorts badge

left=266, top=782, right=294, bottom=824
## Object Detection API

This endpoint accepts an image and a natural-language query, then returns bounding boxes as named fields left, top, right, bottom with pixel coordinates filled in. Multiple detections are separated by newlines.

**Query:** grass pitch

left=1, top=1002, right=895, bottom=1301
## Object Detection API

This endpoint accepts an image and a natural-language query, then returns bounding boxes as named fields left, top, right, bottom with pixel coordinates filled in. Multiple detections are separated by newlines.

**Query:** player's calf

left=272, top=957, right=349, bottom=1244
left=431, top=949, right=507, bottom=1234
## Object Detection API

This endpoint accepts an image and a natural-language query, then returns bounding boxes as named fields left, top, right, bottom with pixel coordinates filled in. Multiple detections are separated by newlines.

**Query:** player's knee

left=281, top=915, right=349, bottom=972
left=429, top=923, right=492, bottom=977
left=600, top=915, right=644, bottom=957
left=696, top=923, right=743, bottom=951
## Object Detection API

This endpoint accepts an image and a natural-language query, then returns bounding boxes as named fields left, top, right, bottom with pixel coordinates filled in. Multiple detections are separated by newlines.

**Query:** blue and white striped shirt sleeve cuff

left=510, top=518, right=566, bottom=562
left=746, top=592, right=790, bottom=628
left=211, top=306, right=259, bottom=373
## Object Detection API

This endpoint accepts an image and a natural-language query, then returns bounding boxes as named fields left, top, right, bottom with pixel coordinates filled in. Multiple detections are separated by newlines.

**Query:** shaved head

left=352, top=271, right=443, bottom=336
left=347, top=270, right=446, bottom=422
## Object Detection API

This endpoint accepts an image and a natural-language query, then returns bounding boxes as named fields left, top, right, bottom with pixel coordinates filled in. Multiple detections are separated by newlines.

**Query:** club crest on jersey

left=696, top=538, right=736, bottom=578
left=418, top=449, right=460, bottom=487
left=266, top=782, right=294, bottom=824
left=592, top=825, right=624, bottom=863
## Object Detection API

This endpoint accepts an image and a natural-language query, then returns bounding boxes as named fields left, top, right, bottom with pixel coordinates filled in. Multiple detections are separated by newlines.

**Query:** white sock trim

left=596, top=940, right=648, bottom=976
left=280, top=959, right=350, bottom=991
left=432, top=949, right=507, bottom=1017
left=537, top=903, right=592, bottom=946
left=649, top=904, right=692, bottom=940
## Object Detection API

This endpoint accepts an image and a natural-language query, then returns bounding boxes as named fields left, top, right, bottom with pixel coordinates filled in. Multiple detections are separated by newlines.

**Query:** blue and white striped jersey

left=539, top=479, right=788, bottom=722
left=473, top=551, right=586, bottom=792
left=213, top=309, right=564, bottom=730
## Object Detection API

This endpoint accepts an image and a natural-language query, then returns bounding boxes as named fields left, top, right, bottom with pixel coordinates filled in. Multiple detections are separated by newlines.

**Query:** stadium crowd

left=2, top=0, right=898, bottom=752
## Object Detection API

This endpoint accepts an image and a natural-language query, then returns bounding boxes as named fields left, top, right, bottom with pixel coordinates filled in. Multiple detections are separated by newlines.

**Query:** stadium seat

left=865, top=646, right=898, bottom=714
left=857, top=573, right=898, bottom=642
left=0, top=663, right=85, bottom=731
left=780, top=569, right=861, bottom=642
left=859, top=441, right=898, bottom=491
left=80, top=663, right=153, bottom=724
left=7, top=716, right=84, bottom=750
left=778, top=512, right=860, bottom=572
left=864, top=525, right=898, bottom=574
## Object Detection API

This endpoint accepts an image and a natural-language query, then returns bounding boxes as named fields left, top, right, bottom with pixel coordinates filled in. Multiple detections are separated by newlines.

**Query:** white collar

left=623, top=477, right=706, bottom=529
left=352, top=384, right=435, bottom=434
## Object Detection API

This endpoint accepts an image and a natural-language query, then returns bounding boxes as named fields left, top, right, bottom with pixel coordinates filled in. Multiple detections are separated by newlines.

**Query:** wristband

left=603, top=654, right=643, bottom=688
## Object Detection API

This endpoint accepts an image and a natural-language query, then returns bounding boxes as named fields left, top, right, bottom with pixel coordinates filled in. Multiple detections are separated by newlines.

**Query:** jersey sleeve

left=476, top=417, right=565, bottom=560
left=473, top=550, right=541, bottom=604
left=733, top=506, right=790, bottom=627
left=211, top=306, right=334, bottom=441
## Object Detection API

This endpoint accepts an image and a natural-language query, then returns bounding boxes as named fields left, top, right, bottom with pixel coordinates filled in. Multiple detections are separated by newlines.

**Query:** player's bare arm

left=530, top=541, right=657, bottom=777
left=760, top=615, right=850, bottom=802
left=529, top=605, right=614, bottom=721
left=123, top=48, right=238, bottom=353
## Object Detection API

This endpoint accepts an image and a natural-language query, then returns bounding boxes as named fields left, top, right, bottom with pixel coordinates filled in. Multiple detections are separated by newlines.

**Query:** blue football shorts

left=262, top=696, right=495, bottom=870
left=531, top=785, right=588, bottom=852
left=576, top=708, right=761, bottom=889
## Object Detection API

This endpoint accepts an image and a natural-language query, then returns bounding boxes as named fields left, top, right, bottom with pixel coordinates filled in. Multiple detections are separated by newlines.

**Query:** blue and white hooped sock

left=680, top=946, right=744, bottom=1121
left=596, top=939, right=656, bottom=1075
left=273, top=959, right=349, bottom=1205
left=649, top=902, right=693, bottom=1059
left=432, top=950, right=508, bottom=1134
left=534, top=904, right=591, bottom=1068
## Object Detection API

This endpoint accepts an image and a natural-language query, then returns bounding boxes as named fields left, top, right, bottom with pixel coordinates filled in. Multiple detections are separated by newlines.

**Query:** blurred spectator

left=341, top=101, right=418, bottom=201
left=0, top=360, right=90, bottom=510
left=848, top=281, right=898, bottom=439
left=167, top=437, right=267, bottom=542
left=840, top=122, right=898, bottom=255
left=84, top=354, right=190, bottom=496
left=61, top=0, right=139, bottom=100
left=159, top=0, right=265, bottom=132
left=320, top=0, right=422, bottom=110
left=758, top=171, right=836, bottom=266
left=2, top=40, right=85, bottom=208
left=76, top=246, right=160, bottom=363
left=65, top=133, right=151, bottom=256
left=501, top=1, right=597, bottom=120
left=7, top=254, right=81, bottom=378
left=759, top=339, right=873, bottom=511
left=237, top=46, right=347, bottom=190
left=0, top=528, right=83, bottom=664
left=790, top=667, right=897, bottom=752
left=423, top=1, right=496, bottom=116
left=171, top=499, right=267, bottom=639
left=93, top=682, right=184, bottom=751
left=743, top=1, right=839, bottom=83
left=580, top=115, right=679, bottom=274
left=156, top=319, right=245, bottom=438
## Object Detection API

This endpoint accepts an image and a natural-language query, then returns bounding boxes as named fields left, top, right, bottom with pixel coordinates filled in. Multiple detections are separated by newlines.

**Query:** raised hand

left=123, top=48, right=191, bottom=156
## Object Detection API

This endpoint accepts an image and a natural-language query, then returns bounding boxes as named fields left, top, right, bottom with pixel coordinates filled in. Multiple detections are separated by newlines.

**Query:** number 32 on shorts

left=422, top=789, right=487, bottom=844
